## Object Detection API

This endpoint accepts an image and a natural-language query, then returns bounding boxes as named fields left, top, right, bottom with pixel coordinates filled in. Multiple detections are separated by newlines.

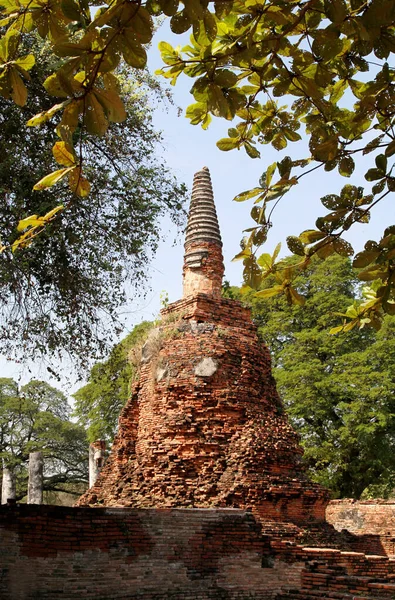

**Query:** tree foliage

left=0, top=378, right=88, bottom=500
left=226, top=255, right=395, bottom=499
left=73, top=320, right=153, bottom=442
left=0, top=37, right=185, bottom=364
left=2, top=0, right=395, bottom=336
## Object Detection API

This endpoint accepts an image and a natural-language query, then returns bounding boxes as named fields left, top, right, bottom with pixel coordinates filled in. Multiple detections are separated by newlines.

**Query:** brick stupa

left=78, top=167, right=329, bottom=526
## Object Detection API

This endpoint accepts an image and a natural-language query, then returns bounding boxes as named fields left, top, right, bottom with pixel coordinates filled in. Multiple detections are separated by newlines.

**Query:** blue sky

left=0, top=22, right=391, bottom=392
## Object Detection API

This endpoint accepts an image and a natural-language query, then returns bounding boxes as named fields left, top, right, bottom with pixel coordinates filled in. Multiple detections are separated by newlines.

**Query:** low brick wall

left=3, top=504, right=395, bottom=600
left=327, top=499, right=395, bottom=555
left=0, top=505, right=302, bottom=600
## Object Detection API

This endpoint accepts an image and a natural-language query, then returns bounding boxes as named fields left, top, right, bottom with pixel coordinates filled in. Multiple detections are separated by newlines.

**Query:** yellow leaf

left=17, top=215, right=42, bottom=231
left=16, top=205, right=64, bottom=233
left=33, top=167, right=74, bottom=191
left=288, top=286, right=305, bottom=306
left=12, top=228, right=37, bottom=252
left=255, top=285, right=283, bottom=298
left=43, top=72, right=70, bottom=97
left=43, top=205, right=64, bottom=220
left=330, top=325, right=344, bottom=335
left=14, top=53, right=35, bottom=71
left=52, top=141, right=75, bottom=166
left=68, top=167, right=91, bottom=197
left=9, top=67, right=27, bottom=106
left=85, top=93, right=108, bottom=136
left=59, top=99, right=81, bottom=130
left=26, top=100, right=69, bottom=126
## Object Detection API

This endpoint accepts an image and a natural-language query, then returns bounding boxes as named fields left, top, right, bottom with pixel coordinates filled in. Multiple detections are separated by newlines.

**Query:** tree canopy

left=0, top=378, right=88, bottom=500
left=0, top=37, right=185, bottom=365
left=73, top=320, right=153, bottom=442
left=226, top=254, right=395, bottom=499
left=1, top=0, right=395, bottom=339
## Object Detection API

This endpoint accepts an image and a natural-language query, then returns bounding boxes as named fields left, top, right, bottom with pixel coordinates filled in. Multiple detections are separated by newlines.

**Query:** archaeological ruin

left=1, top=167, right=395, bottom=599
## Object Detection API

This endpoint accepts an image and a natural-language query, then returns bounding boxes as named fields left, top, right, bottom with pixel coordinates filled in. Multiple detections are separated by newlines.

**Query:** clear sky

left=0, top=22, right=391, bottom=393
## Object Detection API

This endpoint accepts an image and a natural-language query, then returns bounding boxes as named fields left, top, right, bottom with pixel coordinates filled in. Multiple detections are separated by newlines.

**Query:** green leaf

left=333, top=238, right=354, bottom=257
left=358, top=265, right=387, bottom=281
left=214, top=69, right=238, bottom=88
left=338, top=156, right=355, bottom=177
left=375, top=154, right=387, bottom=173
left=265, top=162, right=276, bottom=187
left=329, top=325, right=345, bottom=335
left=232, top=248, right=252, bottom=261
left=385, top=140, right=395, bottom=157
left=217, top=137, right=239, bottom=151
left=299, top=230, right=326, bottom=244
left=170, top=10, right=191, bottom=34
left=271, top=242, right=281, bottom=264
left=160, top=0, right=178, bottom=16
left=312, top=138, right=339, bottom=162
left=365, top=168, right=385, bottom=181
left=203, top=10, right=217, bottom=42
left=244, top=142, right=260, bottom=158
left=94, top=89, right=126, bottom=123
left=286, top=236, right=305, bottom=256
left=288, top=286, right=306, bottom=306
left=324, top=0, right=347, bottom=23
left=61, top=0, right=81, bottom=21
left=43, top=73, right=70, bottom=98
left=206, top=83, right=230, bottom=118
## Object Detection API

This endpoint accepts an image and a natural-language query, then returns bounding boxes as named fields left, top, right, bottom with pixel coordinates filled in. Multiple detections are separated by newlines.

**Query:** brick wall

left=327, top=499, right=395, bottom=555
left=2, top=504, right=395, bottom=600
left=0, top=504, right=299, bottom=600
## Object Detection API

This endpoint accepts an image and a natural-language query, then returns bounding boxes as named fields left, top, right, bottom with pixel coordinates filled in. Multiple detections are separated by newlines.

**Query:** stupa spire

left=183, top=167, right=225, bottom=298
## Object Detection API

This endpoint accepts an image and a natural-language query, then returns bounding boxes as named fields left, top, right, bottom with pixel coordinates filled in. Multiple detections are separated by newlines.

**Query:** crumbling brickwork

left=78, top=166, right=328, bottom=523
left=78, top=293, right=328, bottom=524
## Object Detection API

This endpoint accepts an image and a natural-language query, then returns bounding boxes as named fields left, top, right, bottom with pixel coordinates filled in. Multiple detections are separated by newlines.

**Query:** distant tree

left=226, top=255, right=395, bottom=499
left=0, top=38, right=185, bottom=367
left=73, top=321, right=153, bottom=443
left=0, top=378, right=88, bottom=500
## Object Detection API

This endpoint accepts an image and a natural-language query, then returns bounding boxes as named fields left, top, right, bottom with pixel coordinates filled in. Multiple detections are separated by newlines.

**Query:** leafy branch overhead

left=0, top=0, right=202, bottom=251
left=2, top=0, right=395, bottom=333
left=156, top=0, right=395, bottom=330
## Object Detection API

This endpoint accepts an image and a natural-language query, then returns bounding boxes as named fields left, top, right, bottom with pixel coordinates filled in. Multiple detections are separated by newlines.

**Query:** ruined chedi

left=78, top=167, right=329, bottom=526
